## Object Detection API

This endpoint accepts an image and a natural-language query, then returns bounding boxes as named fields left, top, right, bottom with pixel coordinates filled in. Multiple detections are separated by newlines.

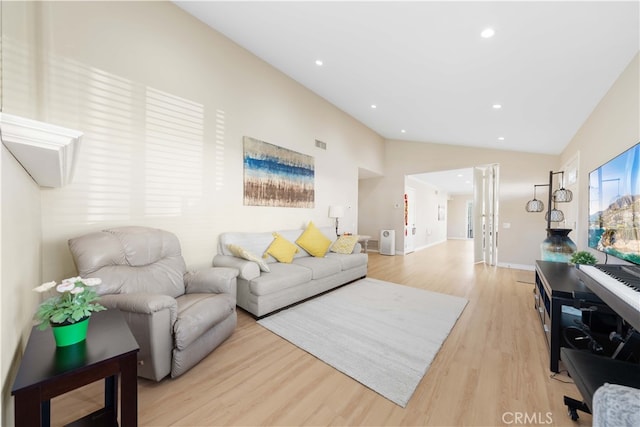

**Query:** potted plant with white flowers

left=34, top=276, right=106, bottom=346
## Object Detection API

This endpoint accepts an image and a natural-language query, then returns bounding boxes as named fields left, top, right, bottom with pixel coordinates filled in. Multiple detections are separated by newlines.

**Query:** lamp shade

left=553, top=187, right=573, bottom=203
left=526, top=199, right=545, bottom=213
left=328, top=205, right=344, bottom=218
left=545, top=208, right=565, bottom=222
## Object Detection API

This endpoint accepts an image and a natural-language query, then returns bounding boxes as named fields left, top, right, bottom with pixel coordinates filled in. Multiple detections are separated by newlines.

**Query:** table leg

left=42, top=400, right=50, bottom=427
left=105, top=375, right=118, bottom=425
left=120, top=353, right=138, bottom=427
left=14, top=388, right=44, bottom=426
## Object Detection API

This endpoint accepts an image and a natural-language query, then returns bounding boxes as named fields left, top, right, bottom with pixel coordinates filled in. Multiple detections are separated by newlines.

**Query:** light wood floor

left=50, top=240, right=592, bottom=426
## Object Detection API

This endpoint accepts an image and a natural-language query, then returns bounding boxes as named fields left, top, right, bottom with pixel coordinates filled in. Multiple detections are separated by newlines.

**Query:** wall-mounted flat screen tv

left=588, top=142, right=640, bottom=265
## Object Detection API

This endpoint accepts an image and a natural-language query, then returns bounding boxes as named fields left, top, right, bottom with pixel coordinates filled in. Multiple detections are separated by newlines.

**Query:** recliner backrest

left=69, top=226, right=187, bottom=298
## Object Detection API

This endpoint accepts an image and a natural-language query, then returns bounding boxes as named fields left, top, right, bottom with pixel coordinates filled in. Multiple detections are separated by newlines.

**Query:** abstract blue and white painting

left=243, top=136, right=315, bottom=208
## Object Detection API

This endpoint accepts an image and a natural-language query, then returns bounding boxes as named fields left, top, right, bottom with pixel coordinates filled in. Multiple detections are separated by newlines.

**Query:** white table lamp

left=328, top=205, right=344, bottom=236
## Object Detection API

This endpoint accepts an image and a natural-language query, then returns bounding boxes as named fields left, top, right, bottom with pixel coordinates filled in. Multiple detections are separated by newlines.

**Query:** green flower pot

left=55, top=341, right=87, bottom=371
left=51, top=317, right=89, bottom=347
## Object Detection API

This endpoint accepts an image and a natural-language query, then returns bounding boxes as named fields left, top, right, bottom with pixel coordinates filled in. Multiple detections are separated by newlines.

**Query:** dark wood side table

left=12, top=309, right=139, bottom=426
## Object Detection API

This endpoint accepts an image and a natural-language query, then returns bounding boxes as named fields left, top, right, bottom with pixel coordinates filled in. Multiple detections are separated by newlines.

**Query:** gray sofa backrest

left=218, top=226, right=337, bottom=262
left=68, top=226, right=187, bottom=298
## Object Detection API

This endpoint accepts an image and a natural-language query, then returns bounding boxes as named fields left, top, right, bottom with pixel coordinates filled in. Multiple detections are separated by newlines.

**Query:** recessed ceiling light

left=401, top=129, right=406, bottom=133
left=371, top=104, right=377, bottom=109
left=498, top=136, right=505, bottom=141
left=457, top=174, right=463, bottom=178
left=315, top=59, right=323, bottom=66
left=481, top=28, right=495, bottom=38
left=492, top=104, right=502, bottom=109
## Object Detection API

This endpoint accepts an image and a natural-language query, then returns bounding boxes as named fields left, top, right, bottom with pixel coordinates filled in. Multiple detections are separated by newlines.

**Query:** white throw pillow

left=227, top=243, right=270, bottom=272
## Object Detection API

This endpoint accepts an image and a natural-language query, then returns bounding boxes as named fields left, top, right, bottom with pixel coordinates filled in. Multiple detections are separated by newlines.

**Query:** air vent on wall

left=0, top=113, right=82, bottom=187
left=315, top=139, right=327, bottom=150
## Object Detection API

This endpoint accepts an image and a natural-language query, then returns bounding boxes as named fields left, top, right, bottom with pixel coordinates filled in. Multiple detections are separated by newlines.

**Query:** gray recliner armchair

left=68, top=226, right=238, bottom=381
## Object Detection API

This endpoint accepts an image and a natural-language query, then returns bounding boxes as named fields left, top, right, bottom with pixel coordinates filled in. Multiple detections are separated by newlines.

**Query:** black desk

left=534, top=260, right=594, bottom=372
left=12, top=309, right=139, bottom=426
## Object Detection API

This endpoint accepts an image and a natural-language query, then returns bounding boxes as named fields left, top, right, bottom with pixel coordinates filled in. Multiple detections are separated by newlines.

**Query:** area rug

left=257, top=278, right=468, bottom=407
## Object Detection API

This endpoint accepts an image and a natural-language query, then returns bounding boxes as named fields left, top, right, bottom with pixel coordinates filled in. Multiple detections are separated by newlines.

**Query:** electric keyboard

left=577, top=264, right=640, bottom=331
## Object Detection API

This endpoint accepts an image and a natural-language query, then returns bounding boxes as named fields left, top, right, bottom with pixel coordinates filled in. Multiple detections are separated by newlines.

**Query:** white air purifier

left=379, top=229, right=396, bottom=255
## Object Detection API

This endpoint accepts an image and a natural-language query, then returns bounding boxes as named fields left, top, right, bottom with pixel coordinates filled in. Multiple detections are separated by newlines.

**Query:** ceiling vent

left=0, top=113, right=82, bottom=187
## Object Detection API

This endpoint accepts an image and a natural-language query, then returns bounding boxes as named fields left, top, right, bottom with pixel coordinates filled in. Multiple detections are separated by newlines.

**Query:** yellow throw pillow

left=296, top=221, right=332, bottom=257
left=264, top=232, right=299, bottom=263
left=227, top=244, right=270, bottom=272
left=330, top=235, right=360, bottom=254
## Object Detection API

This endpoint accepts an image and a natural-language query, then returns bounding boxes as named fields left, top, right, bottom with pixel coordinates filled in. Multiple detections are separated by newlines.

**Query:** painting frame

left=243, top=136, right=315, bottom=208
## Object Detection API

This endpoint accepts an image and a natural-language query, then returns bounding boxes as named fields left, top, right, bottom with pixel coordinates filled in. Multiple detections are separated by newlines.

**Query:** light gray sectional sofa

left=213, top=225, right=368, bottom=317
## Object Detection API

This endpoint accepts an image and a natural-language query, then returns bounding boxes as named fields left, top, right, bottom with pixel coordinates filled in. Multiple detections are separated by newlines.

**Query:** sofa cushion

left=217, top=227, right=337, bottom=264
left=174, top=293, right=235, bottom=351
left=264, top=232, right=299, bottom=263
left=330, top=235, right=360, bottom=254
left=293, top=256, right=341, bottom=280
left=249, top=263, right=313, bottom=296
left=296, top=221, right=332, bottom=257
left=326, top=252, right=368, bottom=270
left=218, top=231, right=276, bottom=260
left=227, top=244, right=270, bottom=272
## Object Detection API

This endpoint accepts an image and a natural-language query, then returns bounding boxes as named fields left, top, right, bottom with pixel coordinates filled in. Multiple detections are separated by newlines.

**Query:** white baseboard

left=496, top=262, right=535, bottom=271
left=403, top=240, right=447, bottom=255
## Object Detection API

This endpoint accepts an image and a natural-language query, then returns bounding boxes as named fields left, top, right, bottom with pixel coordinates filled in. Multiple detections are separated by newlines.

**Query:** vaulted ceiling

left=175, top=1, right=639, bottom=156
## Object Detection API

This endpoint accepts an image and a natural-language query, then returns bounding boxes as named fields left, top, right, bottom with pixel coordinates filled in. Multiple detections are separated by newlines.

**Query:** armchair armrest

left=184, top=267, right=238, bottom=297
left=212, top=254, right=261, bottom=281
left=99, top=293, right=178, bottom=325
left=99, top=293, right=176, bottom=381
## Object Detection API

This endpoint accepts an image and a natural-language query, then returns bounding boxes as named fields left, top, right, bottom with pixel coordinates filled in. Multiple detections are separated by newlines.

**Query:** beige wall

left=448, top=195, right=472, bottom=240
left=3, top=0, right=384, bottom=282
left=1, top=2, right=45, bottom=425
left=359, top=141, right=559, bottom=267
left=1, top=146, right=42, bottom=426
left=560, top=54, right=640, bottom=257
left=0, top=1, right=384, bottom=421
left=405, top=176, right=449, bottom=250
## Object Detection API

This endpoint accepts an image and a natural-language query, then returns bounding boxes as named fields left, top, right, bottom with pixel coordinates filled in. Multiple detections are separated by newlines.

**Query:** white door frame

left=473, top=164, right=499, bottom=265
left=466, top=200, right=474, bottom=239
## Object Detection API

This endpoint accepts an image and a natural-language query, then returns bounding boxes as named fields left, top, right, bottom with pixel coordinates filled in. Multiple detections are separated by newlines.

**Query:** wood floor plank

left=49, top=240, right=593, bottom=426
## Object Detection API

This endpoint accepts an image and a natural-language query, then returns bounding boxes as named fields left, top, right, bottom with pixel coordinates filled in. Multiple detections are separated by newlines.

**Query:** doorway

left=466, top=200, right=474, bottom=239
left=407, top=164, right=499, bottom=265
left=473, top=164, right=499, bottom=265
